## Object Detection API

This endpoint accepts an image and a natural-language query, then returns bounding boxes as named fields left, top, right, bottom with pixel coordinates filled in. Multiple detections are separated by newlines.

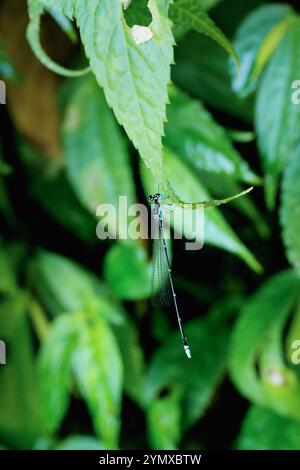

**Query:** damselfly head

left=148, top=193, right=161, bottom=203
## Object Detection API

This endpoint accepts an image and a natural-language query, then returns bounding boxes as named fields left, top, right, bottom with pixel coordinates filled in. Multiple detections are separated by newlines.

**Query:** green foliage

left=165, top=88, right=260, bottom=185
left=174, top=33, right=254, bottom=121
left=63, top=75, right=135, bottom=237
left=55, top=435, right=104, bottom=450
left=28, top=0, right=173, bottom=190
left=33, top=251, right=125, bottom=448
left=48, top=8, right=78, bottom=43
left=26, top=0, right=89, bottom=76
left=231, top=4, right=293, bottom=96
left=72, top=311, right=123, bottom=449
left=111, top=313, right=145, bottom=405
left=39, top=308, right=123, bottom=449
left=0, top=294, right=42, bottom=448
left=146, top=310, right=231, bottom=434
left=31, top=174, right=97, bottom=242
left=27, top=0, right=248, bottom=209
left=147, top=390, right=181, bottom=450
left=0, top=148, right=14, bottom=224
left=237, top=406, right=300, bottom=450
left=124, top=0, right=153, bottom=27
left=104, top=243, right=152, bottom=300
left=141, top=149, right=262, bottom=272
left=169, top=0, right=239, bottom=67
left=29, top=250, right=124, bottom=323
left=0, top=247, right=17, bottom=296
left=281, top=145, right=300, bottom=277
left=255, top=16, right=300, bottom=208
left=229, top=270, right=300, bottom=419
left=38, top=313, right=77, bottom=433
left=76, top=0, right=173, bottom=190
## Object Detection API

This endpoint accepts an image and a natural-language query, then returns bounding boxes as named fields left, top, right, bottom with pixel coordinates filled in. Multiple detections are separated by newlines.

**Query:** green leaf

left=30, top=250, right=99, bottom=314
left=255, top=17, right=300, bottom=209
left=38, top=313, right=77, bottom=433
left=112, top=313, right=145, bottom=405
left=3, top=243, right=27, bottom=277
left=0, top=147, right=15, bottom=225
left=26, top=0, right=90, bottom=77
left=280, top=144, right=300, bottom=277
left=141, top=150, right=262, bottom=272
left=55, top=435, right=104, bottom=450
left=124, top=0, right=153, bottom=27
left=227, top=129, right=255, bottom=143
left=0, top=190, right=16, bottom=227
left=19, top=142, right=96, bottom=241
left=28, top=297, right=49, bottom=341
left=237, top=405, right=300, bottom=450
left=76, top=0, right=173, bottom=183
left=125, top=0, right=221, bottom=26
left=145, top=312, right=231, bottom=431
left=252, top=17, right=293, bottom=86
left=194, top=172, right=270, bottom=239
left=286, top=301, right=300, bottom=374
left=104, top=243, right=151, bottom=301
left=231, top=4, right=293, bottom=96
left=173, top=33, right=253, bottom=122
left=165, top=87, right=261, bottom=185
left=28, top=0, right=172, bottom=181
left=196, top=0, right=220, bottom=9
left=28, top=1, right=251, bottom=210
left=29, top=250, right=123, bottom=324
left=0, top=245, right=17, bottom=296
left=31, top=173, right=97, bottom=243
left=49, top=9, right=78, bottom=43
left=63, top=74, right=135, bottom=238
left=170, top=0, right=239, bottom=67
left=0, top=294, right=42, bottom=448
left=0, top=158, right=12, bottom=176
left=33, top=437, right=56, bottom=450
left=73, top=311, right=123, bottom=449
left=229, top=270, right=300, bottom=420
left=147, top=391, right=181, bottom=450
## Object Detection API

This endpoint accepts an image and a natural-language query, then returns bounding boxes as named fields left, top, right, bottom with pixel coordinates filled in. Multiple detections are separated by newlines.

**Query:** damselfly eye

left=149, top=194, right=160, bottom=203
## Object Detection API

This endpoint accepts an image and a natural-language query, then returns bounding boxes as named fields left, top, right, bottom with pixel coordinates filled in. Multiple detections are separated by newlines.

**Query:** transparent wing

left=151, top=219, right=172, bottom=307
left=160, top=203, right=175, bottom=215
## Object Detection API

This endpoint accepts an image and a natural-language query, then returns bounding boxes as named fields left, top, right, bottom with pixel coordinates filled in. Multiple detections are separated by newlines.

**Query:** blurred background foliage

left=1, top=0, right=300, bottom=450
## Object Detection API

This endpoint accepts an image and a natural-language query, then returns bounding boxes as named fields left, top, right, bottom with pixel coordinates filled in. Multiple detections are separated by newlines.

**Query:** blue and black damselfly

left=149, top=193, right=192, bottom=359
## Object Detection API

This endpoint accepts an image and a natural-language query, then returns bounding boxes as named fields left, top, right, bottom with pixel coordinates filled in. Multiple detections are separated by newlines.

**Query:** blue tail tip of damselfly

left=184, top=344, right=192, bottom=359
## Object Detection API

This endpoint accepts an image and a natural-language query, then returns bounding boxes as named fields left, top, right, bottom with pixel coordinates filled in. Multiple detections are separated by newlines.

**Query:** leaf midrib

left=120, top=14, right=159, bottom=152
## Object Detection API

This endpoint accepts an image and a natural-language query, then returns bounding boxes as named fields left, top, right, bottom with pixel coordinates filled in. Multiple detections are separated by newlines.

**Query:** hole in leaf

left=131, top=25, right=153, bottom=45
left=124, top=0, right=152, bottom=28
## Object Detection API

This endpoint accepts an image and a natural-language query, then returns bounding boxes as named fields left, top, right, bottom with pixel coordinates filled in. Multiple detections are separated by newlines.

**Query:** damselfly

left=149, top=193, right=192, bottom=359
